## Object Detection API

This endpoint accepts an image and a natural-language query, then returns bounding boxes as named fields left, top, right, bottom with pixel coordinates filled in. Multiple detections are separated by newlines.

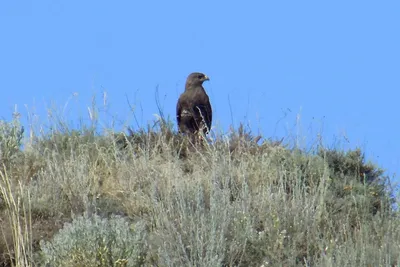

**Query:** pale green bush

left=39, top=214, right=147, bottom=267
left=0, top=118, right=24, bottom=166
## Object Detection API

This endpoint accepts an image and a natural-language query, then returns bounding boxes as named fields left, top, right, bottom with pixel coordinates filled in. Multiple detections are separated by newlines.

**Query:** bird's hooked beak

left=204, top=75, right=210, bottom=81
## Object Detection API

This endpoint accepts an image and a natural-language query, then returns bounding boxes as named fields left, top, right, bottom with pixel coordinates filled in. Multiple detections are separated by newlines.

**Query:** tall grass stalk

left=0, top=166, right=33, bottom=267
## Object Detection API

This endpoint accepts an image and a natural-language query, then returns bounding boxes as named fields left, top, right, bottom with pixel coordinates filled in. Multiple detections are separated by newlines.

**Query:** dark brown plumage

left=176, top=72, right=212, bottom=135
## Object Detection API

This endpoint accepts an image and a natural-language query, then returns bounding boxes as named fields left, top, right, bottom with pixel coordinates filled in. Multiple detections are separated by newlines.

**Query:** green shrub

left=320, top=148, right=393, bottom=218
left=0, top=118, right=24, bottom=167
left=39, top=214, right=147, bottom=267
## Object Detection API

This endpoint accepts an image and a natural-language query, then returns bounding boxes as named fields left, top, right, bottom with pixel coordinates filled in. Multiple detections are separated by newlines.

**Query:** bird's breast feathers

left=180, top=109, right=192, bottom=117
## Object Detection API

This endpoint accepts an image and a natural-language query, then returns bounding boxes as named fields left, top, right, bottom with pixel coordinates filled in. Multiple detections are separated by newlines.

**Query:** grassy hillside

left=0, top=114, right=398, bottom=267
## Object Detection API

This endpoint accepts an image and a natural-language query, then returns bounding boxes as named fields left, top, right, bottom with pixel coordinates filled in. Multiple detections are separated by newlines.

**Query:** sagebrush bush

left=0, top=118, right=24, bottom=168
left=39, top=214, right=147, bottom=267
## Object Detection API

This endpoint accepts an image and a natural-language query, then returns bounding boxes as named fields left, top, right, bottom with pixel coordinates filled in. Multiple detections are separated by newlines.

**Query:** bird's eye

left=198, top=75, right=203, bottom=79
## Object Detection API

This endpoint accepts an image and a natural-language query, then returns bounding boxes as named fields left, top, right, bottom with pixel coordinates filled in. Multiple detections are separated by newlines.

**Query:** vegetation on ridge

left=0, top=110, right=398, bottom=266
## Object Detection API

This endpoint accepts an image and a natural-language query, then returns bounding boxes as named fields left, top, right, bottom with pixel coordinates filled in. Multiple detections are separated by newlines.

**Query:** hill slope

left=0, top=118, right=398, bottom=266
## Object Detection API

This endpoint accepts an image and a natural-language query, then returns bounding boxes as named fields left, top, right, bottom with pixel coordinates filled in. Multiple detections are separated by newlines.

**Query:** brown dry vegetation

left=0, top=114, right=398, bottom=267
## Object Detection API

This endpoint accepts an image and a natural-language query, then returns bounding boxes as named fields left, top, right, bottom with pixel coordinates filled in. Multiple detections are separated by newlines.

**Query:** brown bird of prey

left=176, top=72, right=212, bottom=135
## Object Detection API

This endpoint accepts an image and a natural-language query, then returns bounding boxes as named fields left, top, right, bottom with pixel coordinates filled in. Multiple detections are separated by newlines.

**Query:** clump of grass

left=0, top=167, right=33, bottom=267
left=0, top=118, right=33, bottom=267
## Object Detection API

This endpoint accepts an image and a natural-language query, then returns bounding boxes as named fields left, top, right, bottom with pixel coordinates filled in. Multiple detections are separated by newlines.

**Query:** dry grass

left=0, top=167, right=33, bottom=267
left=0, top=112, right=398, bottom=266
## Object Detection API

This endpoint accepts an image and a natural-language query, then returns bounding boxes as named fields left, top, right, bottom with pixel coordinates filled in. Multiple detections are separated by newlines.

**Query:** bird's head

left=185, top=72, right=210, bottom=89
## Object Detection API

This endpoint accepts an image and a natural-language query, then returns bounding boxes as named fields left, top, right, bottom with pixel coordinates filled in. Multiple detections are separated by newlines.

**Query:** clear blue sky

left=1, top=1, right=399, bottom=182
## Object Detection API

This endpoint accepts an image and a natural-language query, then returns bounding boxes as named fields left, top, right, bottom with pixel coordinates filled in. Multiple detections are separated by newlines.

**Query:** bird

left=176, top=72, right=212, bottom=135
